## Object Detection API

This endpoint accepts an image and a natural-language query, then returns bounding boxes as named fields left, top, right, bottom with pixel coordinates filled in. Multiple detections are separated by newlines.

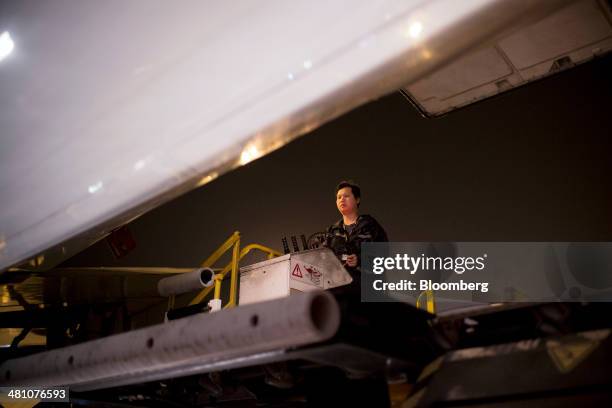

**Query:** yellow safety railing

left=416, top=290, right=436, bottom=314
left=189, top=231, right=282, bottom=309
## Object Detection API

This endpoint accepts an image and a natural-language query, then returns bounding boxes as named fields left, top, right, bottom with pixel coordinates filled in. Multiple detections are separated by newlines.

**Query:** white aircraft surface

left=0, top=0, right=595, bottom=272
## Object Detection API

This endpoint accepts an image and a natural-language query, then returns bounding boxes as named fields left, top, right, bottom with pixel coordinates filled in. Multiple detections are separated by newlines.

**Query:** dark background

left=63, top=54, right=612, bottom=268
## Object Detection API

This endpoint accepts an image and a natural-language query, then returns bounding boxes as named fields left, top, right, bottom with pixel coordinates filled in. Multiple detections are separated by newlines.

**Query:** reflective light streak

left=88, top=181, right=103, bottom=194
left=0, top=31, right=15, bottom=62
left=239, top=145, right=262, bottom=165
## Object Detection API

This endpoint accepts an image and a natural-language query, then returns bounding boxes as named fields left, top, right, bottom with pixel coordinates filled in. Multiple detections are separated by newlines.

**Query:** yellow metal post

left=227, top=236, right=241, bottom=307
left=240, top=244, right=282, bottom=259
left=416, top=290, right=436, bottom=314
left=214, top=276, right=222, bottom=299
left=427, top=290, right=435, bottom=314
left=190, top=264, right=231, bottom=305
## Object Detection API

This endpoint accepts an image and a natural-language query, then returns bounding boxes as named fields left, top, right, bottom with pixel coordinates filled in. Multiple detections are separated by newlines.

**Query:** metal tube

left=0, top=291, right=340, bottom=391
left=157, top=268, right=215, bottom=297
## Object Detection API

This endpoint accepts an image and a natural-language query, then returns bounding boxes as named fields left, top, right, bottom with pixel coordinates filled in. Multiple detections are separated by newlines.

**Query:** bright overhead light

left=408, top=22, right=423, bottom=38
left=0, top=31, right=15, bottom=62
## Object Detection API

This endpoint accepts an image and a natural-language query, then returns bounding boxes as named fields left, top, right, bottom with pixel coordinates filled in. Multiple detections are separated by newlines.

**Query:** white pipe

left=157, top=267, right=215, bottom=296
left=0, top=291, right=340, bottom=391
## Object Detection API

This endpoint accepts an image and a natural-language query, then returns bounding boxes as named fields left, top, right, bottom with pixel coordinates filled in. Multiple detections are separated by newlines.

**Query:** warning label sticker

left=291, top=263, right=303, bottom=278
left=547, top=338, right=599, bottom=373
left=291, top=262, right=323, bottom=287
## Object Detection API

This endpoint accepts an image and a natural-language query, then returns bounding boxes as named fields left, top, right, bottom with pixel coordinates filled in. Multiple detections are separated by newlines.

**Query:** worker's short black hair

left=335, top=180, right=361, bottom=204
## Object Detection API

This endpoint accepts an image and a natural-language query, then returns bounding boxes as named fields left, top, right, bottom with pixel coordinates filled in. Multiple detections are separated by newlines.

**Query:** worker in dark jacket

left=325, top=181, right=388, bottom=281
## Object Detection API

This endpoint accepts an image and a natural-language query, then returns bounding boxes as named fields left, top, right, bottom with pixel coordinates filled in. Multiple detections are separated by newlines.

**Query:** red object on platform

left=106, top=226, right=136, bottom=259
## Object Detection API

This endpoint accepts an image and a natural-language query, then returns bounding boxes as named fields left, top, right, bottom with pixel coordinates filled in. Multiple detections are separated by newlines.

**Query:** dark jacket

left=325, top=214, right=388, bottom=270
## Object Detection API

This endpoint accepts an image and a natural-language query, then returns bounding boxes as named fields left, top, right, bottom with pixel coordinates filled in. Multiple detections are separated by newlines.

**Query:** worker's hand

left=345, top=254, right=358, bottom=267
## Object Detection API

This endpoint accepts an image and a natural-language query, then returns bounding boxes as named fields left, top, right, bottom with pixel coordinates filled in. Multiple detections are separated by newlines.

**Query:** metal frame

left=190, top=232, right=281, bottom=308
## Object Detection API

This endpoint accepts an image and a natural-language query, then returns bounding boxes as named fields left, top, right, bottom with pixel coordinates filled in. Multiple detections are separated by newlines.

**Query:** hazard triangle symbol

left=547, top=339, right=598, bottom=373
left=292, top=264, right=303, bottom=278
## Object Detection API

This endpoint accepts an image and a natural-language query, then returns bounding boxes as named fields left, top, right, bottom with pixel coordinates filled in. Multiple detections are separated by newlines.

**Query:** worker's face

left=336, top=187, right=359, bottom=215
